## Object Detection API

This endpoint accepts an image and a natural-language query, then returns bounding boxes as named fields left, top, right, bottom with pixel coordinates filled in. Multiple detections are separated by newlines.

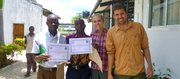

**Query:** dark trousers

left=91, top=69, right=107, bottom=79
left=114, top=72, right=146, bottom=79
left=66, top=64, right=91, bottom=79
left=26, top=53, right=37, bottom=74
left=37, top=66, right=56, bottom=79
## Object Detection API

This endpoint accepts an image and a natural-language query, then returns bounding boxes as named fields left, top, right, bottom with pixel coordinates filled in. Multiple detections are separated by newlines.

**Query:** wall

left=147, top=30, right=180, bottom=79
left=0, top=9, right=4, bottom=43
left=135, top=0, right=180, bottom=78
left=134, top=0, right=143, bottom=23
left=3, top=0, right=43, bottom=44
left=41, top=16, right=48, bottom=32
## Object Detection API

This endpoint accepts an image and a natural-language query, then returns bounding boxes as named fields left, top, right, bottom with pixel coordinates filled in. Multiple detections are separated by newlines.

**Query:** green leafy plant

left=0, top=42, right=24, bottom=68
left=14, top=38, right=25, bottom=47
left=152, top=63, right=173, bottom=79
left=0, top=43, right=24, bottom=54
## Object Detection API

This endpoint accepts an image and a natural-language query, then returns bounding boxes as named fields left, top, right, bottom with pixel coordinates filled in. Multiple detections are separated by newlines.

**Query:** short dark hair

left=112, top=3, right=127, bottom=14
left=74, top=18, right=86, bottom=28
left=29, top=26, right=34, bottom=29
left=75, top=18, right=85, bottom=24
left=29, top=26, right=34, bottom=31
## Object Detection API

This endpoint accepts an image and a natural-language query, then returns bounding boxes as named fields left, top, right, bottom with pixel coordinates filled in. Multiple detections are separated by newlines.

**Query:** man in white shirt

left=31, top=14, right=65, bottom=79
left=24, top=26, right=37, bottom=77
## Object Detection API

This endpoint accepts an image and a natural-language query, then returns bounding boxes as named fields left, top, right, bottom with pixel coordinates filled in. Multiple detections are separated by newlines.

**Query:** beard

left=116, top=18, right=127, bottom=25
left=49, top=28, right=56, bottom=32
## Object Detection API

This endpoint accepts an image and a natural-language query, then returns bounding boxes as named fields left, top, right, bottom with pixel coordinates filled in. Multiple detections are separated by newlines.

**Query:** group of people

left=24, top=3, right=153, bottom=79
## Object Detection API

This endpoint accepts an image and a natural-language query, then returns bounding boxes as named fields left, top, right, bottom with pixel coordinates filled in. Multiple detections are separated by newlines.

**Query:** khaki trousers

left=37, top=66, right=56, bottom=79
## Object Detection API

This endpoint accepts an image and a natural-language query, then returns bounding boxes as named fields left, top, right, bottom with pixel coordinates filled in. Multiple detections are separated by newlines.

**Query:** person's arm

left=108, top=53, right=114, bottom=79
left=143, top=48, right=153, bottom=78
left=24, top=36, right=27, bottom=48
left=106, top=29, right=115, bottom=79
left=24, top=36, right=27, bottom=44
left=31, top=33, right=49, bottom=63
left=140, top=24, right=153, bottom=78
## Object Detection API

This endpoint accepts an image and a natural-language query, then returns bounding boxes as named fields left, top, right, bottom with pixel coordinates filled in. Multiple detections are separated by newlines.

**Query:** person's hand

left=62, top=61, right=71, bottom=66
left=108, top=74, right=113, bottom=79
left=63, top=61, right=71, bottom=64
left=35, top=54, right=50, bottom=63
left=146, top=66, right=153, bottom=79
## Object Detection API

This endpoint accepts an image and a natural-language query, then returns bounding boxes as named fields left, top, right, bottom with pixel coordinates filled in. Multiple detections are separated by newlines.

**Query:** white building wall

left=3, top=0, right=43, bottom=44
left=134, top=0, right=143, bottom=23
left=42, top=16, right=48, bottom=32
left=134, top=0, right=180, bottom=78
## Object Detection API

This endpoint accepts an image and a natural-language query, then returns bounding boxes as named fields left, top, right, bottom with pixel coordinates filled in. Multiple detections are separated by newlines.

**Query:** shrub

left=14, top=38, right=25, bottom=47
left=0, top=43, right=24, bottom=68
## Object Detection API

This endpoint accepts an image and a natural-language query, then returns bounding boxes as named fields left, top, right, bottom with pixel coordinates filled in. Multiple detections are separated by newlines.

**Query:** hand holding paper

left=35, top=41, right=47, bottom=64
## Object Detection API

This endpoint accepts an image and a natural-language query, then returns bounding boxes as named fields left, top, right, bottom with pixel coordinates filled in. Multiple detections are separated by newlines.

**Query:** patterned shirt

left=66, top=33, right=90, bottom=66
left=106, top=21, right=149, bottom=76
left=91, top=28, right=108, bottom=71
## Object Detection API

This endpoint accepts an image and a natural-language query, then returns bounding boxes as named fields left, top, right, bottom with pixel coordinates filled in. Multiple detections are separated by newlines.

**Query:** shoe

left=24, top=73, right=30, bottom=77
left=33, top=70, right=36, bottom=72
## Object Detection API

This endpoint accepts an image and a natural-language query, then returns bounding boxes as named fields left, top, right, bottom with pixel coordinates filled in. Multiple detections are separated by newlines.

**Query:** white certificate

left=47, top=44, right=70, bottom=61
left=69, top=37, right=92, bottom=54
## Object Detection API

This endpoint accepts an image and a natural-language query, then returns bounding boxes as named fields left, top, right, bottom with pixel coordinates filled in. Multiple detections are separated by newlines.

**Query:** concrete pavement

left=0, top=50, right=37, bottom=79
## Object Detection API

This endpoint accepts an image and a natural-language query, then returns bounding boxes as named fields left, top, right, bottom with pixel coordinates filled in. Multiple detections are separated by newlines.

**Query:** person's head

left=29, top=26, right=34, bottom=33
left=92, top=13, right=104, bottom=31
left=74, top=18, right=86, bottom=34
left=46, top=14, right=59, bottom=32
left=112, top=3, right=128, bottom=25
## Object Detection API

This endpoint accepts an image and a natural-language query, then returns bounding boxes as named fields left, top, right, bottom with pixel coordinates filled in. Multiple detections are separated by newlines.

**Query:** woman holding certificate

left=66, top=19, right=91, bottom=79
left=91, top=14, right=108, bottom=79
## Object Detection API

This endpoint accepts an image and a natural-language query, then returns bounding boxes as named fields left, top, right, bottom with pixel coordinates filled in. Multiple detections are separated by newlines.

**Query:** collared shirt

left=31, top=31, right=66, bottom=68
left=106, top=21, right=149, bottom=76
left=91, top=28, right=108, bottom=71
left=25, top=34, right=35, bottom=53
left=66, top=33, right=90, bottom=66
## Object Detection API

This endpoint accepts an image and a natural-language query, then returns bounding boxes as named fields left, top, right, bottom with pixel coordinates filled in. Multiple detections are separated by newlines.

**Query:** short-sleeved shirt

left=106, top=21, right=149, bottom=76
left=31, top=31, right=65, bottom=68
left=25, top=34, right=35, bottom=53
left=91, top=28, right=108, bottom=71
left=66, top=33, right=90, bottom=66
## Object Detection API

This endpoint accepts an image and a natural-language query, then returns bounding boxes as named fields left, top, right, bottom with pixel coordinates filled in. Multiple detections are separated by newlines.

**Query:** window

left=167, top=0, right=180, bottom=25
left=150, top=0, right=180, bottom=27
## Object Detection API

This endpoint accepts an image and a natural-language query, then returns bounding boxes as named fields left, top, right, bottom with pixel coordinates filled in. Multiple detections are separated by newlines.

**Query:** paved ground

left=0, top=50, right=37, bottom=79
left=0, top=50, right=68, bottom=79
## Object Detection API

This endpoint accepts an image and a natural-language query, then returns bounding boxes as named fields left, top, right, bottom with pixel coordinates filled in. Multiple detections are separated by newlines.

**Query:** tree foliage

left=71, top=15, right=81, bottom=24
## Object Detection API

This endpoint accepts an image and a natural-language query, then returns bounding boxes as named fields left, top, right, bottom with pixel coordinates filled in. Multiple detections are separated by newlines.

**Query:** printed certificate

left=69, top=37, right=92, bottom=54
left=47, top=44, right=70, bottom=61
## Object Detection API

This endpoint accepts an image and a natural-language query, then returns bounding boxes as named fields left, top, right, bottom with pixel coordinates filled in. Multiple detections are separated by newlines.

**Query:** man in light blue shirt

left=31, top=14, right=65, bottom=79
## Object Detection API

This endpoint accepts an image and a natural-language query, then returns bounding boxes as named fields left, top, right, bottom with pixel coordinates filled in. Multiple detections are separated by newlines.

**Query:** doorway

left=13, top=24, right=24, bottom=40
